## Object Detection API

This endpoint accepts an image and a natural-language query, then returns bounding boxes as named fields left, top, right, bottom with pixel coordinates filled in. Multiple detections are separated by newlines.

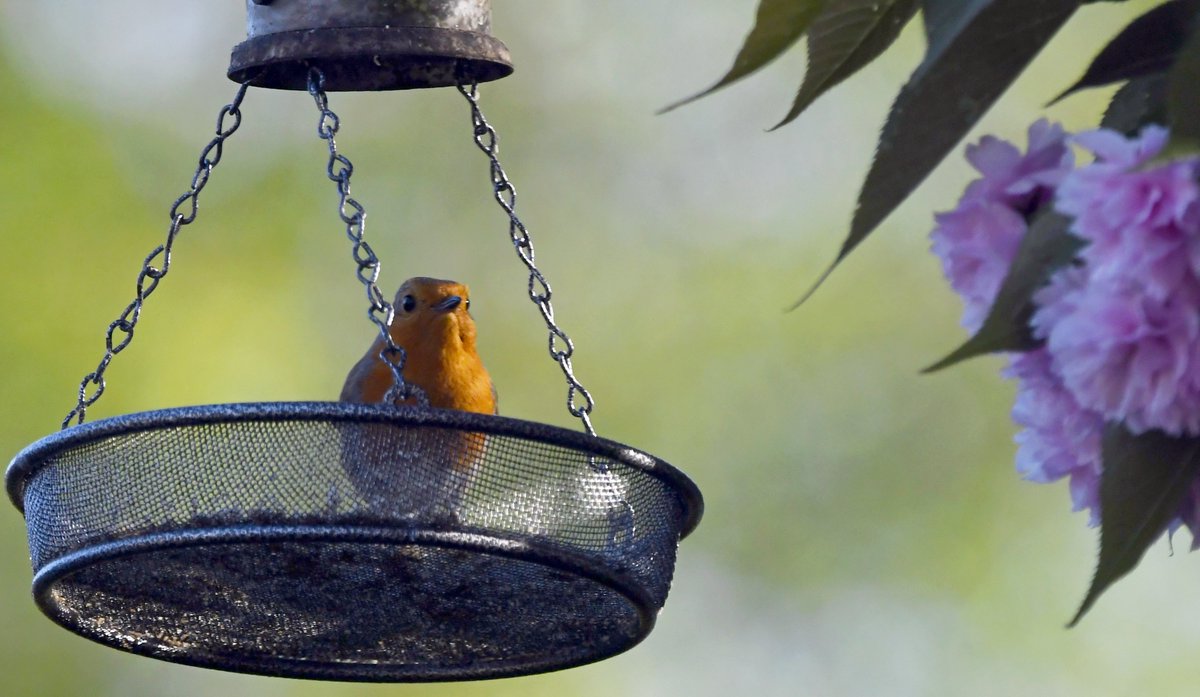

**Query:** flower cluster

left=931, top=121, right=1200, bottom=538
left=930, top=120, right=1074, bottom=333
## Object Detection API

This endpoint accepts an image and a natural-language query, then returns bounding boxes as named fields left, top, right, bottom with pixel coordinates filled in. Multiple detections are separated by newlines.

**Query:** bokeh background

left=1, top=1, right=1196, bottom=695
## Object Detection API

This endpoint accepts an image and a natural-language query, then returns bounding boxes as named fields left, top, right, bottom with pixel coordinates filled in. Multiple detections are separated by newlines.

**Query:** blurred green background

left=2, top=2, right=1197, bottom=695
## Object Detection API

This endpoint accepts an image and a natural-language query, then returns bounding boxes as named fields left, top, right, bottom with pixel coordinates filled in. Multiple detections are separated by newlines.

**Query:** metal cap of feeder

left=228, top=0, right=513, bottom=91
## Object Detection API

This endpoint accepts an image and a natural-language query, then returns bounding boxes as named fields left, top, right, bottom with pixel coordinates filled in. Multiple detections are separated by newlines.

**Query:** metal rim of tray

left=29, top=524, right=659, bottom=681
left=7, top=401, right=704, bottom=530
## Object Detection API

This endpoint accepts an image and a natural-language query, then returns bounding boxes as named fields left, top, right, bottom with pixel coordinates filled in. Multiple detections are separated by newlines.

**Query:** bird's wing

left=340, top=339, right=383, bottom=403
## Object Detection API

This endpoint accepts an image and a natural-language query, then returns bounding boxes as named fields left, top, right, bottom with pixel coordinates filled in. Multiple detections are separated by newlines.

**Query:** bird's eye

left=400, top=294, right=416, bottom=313
left=464, top=298, right=471, bottom=311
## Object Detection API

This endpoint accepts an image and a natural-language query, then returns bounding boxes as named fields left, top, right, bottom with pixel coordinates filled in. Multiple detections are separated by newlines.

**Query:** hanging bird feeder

left=5, top=0, right=702, bottom=683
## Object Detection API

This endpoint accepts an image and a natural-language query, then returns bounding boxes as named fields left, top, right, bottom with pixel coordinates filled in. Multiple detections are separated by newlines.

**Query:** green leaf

left=793, top=0, right=1078, bottom=307
left=1069, top=426, right=1200, bottom=627
left=1051, top=0, right=1199, bottom=105
left=921, top=0, right=993, bottom=62
left=923, top=211, right=1083, bottom=372
left=773, top=0, right=921, bottom=130
left=1100, top=74, right=1168, bottom=135
left=659, top=0, right=826, bottom=114
left=1167, top=5, right=1200, bottom=152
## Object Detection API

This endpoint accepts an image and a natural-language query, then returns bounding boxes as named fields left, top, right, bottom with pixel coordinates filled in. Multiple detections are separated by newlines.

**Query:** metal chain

left=457, top=82, right=596, bottom=436
left=61, top=83, right=251, bottom=429
left=307, top=67, right=426, bottom=407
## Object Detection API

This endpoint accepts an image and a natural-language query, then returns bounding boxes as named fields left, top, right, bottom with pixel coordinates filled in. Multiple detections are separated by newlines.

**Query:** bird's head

left=389, top=277, right=478, bottom=350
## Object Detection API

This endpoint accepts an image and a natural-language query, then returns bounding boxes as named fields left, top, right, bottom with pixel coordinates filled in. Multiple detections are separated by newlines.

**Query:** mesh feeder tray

left=6, top=2, right=703, bottom=681
left=6, top=402, right=702, bottom=680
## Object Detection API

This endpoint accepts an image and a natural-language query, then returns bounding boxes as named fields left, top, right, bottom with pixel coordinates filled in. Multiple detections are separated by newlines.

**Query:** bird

left=339, top=277, right=496, bottom=521
left=341, top=277, right=496, bottom=413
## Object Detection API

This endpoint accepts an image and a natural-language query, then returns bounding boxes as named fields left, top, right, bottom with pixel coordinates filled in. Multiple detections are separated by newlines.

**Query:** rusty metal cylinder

left=228, top=0, right=513, bottom=91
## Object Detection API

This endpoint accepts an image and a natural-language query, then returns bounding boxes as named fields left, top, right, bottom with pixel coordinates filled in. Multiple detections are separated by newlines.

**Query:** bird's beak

left=433, top=295, right=463, bottom=312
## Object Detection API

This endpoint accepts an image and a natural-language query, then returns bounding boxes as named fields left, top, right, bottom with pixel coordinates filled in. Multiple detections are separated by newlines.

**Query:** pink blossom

left=1056, top=125, right=1200, bottom=300
left=1029, top=263, right=1087, bottom=341
left=1072, top=126, right=1169, bottom=168
left=1035, top=126, right=1200, bottom=436
left=1036, top=276, right=1200, bottom=435
left=933, top=122, right=1200, bottom=535
left=1006, top=349, right=1104, bottom=525
left=962, top=119, right=1075, bottom=212
left=931, top=120, right=1072, bottom=331
left=930, top=202, right=1026, bottom=332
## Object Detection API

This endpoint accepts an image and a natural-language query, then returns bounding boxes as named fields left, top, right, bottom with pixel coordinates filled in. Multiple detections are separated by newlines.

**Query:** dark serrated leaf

left=923, top=211, right=1082, bottom=372
left=1052, top=0, right=1199, bottom=104
left=921, top=0, right=994, bottom=63
left=773, top=0, right=920, bottom=129
left=793, top=0, right=1078, bottom=307
left=1069, top=427, right=1200, bottom=627
left=659, top=0, right=825, bottom=114
left=1167, top=7, right=1200, bottom=152
left=1101, top=74, right=1169, bottom=135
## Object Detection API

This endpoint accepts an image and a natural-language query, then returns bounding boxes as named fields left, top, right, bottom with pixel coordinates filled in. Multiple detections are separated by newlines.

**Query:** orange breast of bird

left=340, top=278, right=495, bottom=486
left=340, top=277, right=496, bottom=415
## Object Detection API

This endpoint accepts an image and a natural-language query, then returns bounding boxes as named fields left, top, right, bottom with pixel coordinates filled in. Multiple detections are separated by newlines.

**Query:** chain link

left=457, top=82, right=596, bottom=436
left=307, top=67, right=427, bottom=407
left=61, top=83, right=250, bottom=429
left=58, top=75, right=592, bottom=430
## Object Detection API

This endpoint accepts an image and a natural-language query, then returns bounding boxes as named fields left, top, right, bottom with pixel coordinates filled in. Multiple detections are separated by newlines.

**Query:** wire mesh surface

left=5, top=402, right=702, bottom=681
